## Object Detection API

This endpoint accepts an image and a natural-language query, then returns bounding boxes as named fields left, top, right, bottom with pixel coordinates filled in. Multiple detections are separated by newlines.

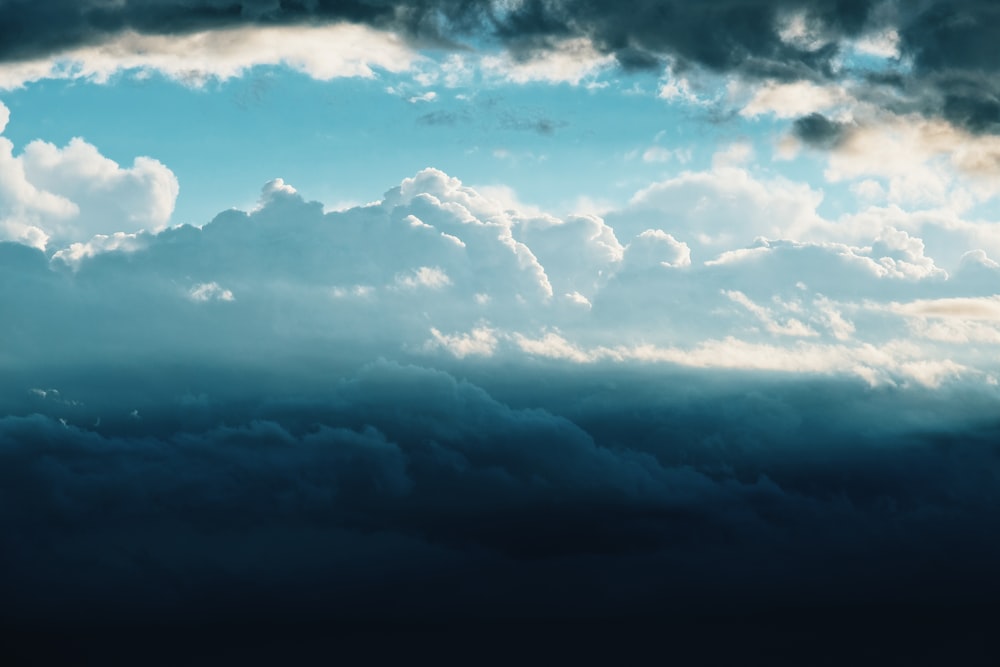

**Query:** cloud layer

left=5, top=2, right=1000, bottom=138
left=4, top=110, right=1000, bottom=648
left=5, top=359, right=1000, bottom=630
left=5, top=150, right=1000, bottom=389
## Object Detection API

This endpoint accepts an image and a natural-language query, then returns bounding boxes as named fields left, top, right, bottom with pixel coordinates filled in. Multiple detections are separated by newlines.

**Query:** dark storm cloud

left=899, top=0, right=1000, bottom=74
left=792, top=112, right=850, bottom=147
left=0, top=1, right=878, bottom=71
left=9, top=2, right=1000, bottom=132
left=3, top=360, right=1000, bottom=632
left=498, top=0, right=872, bottom=78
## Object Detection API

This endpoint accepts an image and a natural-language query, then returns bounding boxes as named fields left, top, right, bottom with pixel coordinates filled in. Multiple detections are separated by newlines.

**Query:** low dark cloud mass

left=0, top=0, right=875, bottom=68
left=792, top=112, right=850, bottom=147
left=3, top=360, right=1000, bottom=660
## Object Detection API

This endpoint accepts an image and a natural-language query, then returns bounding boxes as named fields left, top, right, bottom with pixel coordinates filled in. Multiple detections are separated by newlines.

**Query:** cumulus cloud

left=20, top=138, right=178, bottom=238
left=2, top=158, right=998, bottom=390
left=0, top=104, right=177, bottom=247
left=50, top=231, right=147, bottom=269
left=724, top=289, right=819, bottom=338
left=612, top=163, right=825, bottom=251
left=622, top=229, right=691, bottom=269
left=739, top=80, right=849, bottom=119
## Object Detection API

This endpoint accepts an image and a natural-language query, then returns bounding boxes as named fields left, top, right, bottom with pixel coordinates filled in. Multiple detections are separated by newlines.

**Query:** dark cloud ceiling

left=3, top=2, right=1000, bottom=133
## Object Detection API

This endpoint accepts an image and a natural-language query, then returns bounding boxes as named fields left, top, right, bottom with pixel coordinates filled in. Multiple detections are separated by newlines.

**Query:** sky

left=3, top=1, right=1000, bottom=661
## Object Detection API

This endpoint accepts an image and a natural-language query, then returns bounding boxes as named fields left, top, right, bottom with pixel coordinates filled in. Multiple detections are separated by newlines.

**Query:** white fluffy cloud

left=622, top=229, right=691, bottom=269
left=7, top=155, right=1000, bottom=390
left=0, top=103, right=178, bottom=247
left=613, top=163, right=825, bottom=253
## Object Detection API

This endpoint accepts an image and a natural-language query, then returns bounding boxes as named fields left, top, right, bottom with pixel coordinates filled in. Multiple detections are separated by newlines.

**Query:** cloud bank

left=5, top=360, right=1000, bottom=630
left=5, top=147, right=1000, bottom=388
left=4, top=112, right=1000, bottom=652
left=5, top=2, right=1000, bottom=139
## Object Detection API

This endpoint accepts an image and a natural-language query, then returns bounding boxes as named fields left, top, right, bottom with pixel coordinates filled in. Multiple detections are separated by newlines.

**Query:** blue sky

left=3, top=2, right=1000, bottom=658
left=2, top=62, right=720, bottom=225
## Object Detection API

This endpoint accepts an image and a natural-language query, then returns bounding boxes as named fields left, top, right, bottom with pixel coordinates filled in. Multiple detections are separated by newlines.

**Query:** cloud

left=19, top=138, right=178, bottom=240
left=4, top=358, right=1000, bottom=633
left=428, top=324, right=498, bottom=358
left=621, top=229, right=691, bottom=269
left=188, top=281, right=235, bottom=302
left=0, top=23, right=422, bottom=89
left=612, top=163, right=825, bottom=251
left=0, top=153, right=995, bottom=392
left=4, top=154, right=1000, bottom=636
left=515, top=212, right=623, bottom=298
left=739, top=80, right=848, bottom=119
left=9, top=0, right=1000, bottom=165
left=51, top=231, right=147, bottom=269
left=0, top=2, right=876, bottom=71
left=0, top=107, right=177, bottom=247
left=481, top=38, right=615, bottom=85
left=814, top=114, right=1000, bottom=208
left=6, top=0, right=1000, bottom=150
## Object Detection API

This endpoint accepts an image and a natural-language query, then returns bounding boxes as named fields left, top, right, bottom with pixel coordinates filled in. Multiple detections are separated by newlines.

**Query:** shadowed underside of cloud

left=0, top=0, right=872, bottom=63
left=3, top=358, right=1000, bottom=631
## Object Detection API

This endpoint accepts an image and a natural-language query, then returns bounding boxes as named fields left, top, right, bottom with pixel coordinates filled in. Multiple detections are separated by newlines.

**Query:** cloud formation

left=6, top=6, right=1000, bottom=651
left=3, top=143, right=999, bottom=389
left=0, top=102, right=177, bottom=247
left=6, top=0, right=1000, bottom=180
left=0, top=1, right=877, bottom=73
left=2, top=119, right=999, bottom=647
left=0, top=22, right=420, bottom=89
left=3, top=357, right=1000, bottom=636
